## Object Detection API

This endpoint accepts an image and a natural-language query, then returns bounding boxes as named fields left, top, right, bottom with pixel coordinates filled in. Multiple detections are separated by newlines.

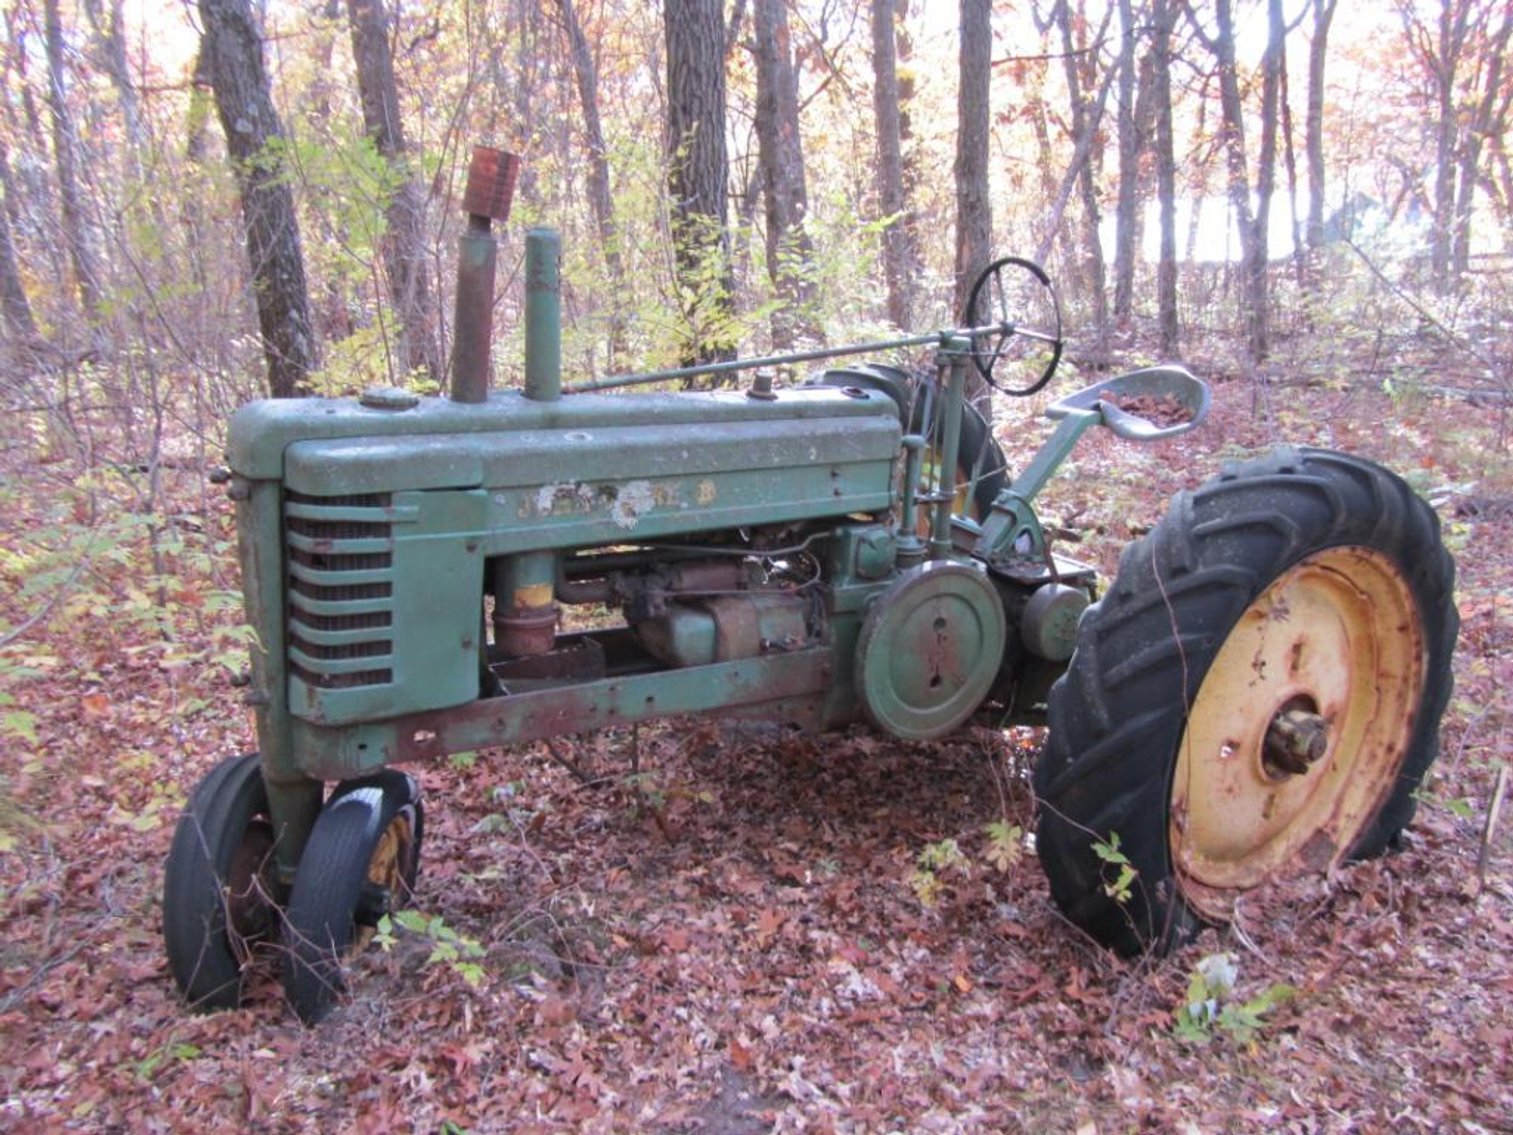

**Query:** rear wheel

left=163, top=754, right=281, bottom=1010
left=1035, top=448, right=1458, bottom=954
left=283, top=770, right=424, bottom=1023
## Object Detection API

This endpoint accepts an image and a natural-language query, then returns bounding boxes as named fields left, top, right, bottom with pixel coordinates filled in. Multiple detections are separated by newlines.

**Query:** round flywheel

left=856, top=562, right=1005, bottom=741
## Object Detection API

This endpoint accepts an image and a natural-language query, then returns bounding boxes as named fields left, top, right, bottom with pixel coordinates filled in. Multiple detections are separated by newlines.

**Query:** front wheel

left=163, top=753, right=282, bottom=1010
left=283, top=770, right=424, bottom=1023
left=1035, top=448, right=1458, bottom=954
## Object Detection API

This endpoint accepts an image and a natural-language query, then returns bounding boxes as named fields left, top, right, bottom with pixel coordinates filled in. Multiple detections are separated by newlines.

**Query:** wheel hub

left=1262, top=705, right=1329, bottom=779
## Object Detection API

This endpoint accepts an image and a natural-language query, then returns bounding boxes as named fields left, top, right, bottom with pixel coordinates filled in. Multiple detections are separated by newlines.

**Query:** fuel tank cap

left=359, top=386, right=420, bottom=411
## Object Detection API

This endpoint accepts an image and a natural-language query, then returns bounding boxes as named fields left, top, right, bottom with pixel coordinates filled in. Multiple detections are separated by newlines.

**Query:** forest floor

left=1, top=325, right=1510, bottom=1133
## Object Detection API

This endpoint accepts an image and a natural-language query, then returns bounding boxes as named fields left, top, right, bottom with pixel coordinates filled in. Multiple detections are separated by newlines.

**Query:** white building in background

left=1097, top=194, right=1437, bottom=265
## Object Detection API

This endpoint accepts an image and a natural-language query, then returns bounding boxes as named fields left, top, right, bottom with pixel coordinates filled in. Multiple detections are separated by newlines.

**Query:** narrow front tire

left=282, top=770, right=424, bottom=1024
left=163, top=754, right=282, bottom=1010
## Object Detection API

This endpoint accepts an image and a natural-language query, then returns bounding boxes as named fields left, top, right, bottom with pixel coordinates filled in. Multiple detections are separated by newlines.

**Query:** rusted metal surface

left=854, top=562, right=1006, bottom=741
left=1170, top=546, right=1426, bottom=920
left=492, top=551, right=559, bottom=658
left=490, top=636, right=606, bottom=686
left=461, top=145, right=520, bottom=223
left=451, top=145, right=520, bottom=405
left=494, top=607, right=558, bottom=657
left=389, top=648, right=832, bottom=766
left=450, top=224, right=497, bottom=404
left=1262, top=707, right=1329, bottom=778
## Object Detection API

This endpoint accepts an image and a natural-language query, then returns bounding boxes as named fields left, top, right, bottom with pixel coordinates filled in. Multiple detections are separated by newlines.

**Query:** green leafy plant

left=0, top=688, right=37, bottom=747
left=1092, top=832, right=1137, bottom=903
left=910, top=826, right=1027, bottom=906
left=374, top=910, right=487, bottom=988
left=448, top=750, right=478, bottom=771
left=984, top=821, right=1024, bottom=873
left=1173, top=952, right=1296, bottom=1047
left=135, top=1039, right=201, bottom=1082
left=910, top=837, right=967, bottom=906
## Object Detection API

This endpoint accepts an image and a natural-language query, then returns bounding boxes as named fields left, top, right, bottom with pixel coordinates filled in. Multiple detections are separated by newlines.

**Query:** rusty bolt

left=1263, top=708, right=1328, bottom=778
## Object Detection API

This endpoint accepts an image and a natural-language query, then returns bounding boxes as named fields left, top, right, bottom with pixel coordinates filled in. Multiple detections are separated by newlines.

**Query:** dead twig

left=1477, top=764, right=1508, bottom=891
left=544, top=739, right=600, bottom=790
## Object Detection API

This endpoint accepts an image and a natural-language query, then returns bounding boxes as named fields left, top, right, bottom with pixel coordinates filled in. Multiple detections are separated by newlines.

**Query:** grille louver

left=285, top=490, right=395, bottom=690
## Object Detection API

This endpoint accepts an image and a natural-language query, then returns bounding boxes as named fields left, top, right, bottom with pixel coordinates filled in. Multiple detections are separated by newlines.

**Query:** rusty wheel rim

left=225, top=818, right=277, bottom=950
left=352, top=814, right=413, bottom=953
left=1170, top=547, right=1425, bottom=919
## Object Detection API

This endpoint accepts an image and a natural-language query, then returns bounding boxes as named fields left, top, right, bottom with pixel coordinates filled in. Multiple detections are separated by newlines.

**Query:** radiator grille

left=285, top=490, right=395, bottom=690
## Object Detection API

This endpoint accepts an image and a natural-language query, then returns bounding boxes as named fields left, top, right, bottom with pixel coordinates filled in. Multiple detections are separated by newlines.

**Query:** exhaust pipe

left=450, top=145, right=520, bottom=404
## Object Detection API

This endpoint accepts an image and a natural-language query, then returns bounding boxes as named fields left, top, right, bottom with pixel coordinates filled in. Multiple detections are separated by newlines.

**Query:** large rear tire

left=1035, top=448, right=1458, bottom=954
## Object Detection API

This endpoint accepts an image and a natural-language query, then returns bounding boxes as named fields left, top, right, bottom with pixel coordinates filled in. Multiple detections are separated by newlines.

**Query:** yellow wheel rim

left=352, top=814, right=412, bottom=952
left=1170, top=547, right=1424, bottom=919
left=914, top=448, right=988, bottom=544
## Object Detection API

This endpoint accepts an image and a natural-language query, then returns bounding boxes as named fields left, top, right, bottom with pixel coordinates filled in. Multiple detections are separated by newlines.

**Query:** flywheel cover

left=856, top=562, right=1006, bottom=741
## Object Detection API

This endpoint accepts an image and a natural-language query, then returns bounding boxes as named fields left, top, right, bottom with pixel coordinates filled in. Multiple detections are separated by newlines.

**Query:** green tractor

left=163, top=149, right=1457, bottom=1022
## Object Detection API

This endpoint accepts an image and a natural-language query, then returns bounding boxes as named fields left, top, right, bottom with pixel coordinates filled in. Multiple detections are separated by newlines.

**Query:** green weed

left=1173, top=952, right=1296, bottom=1047
left=1092, top=832, right=1137, bottom=903
left=374, top=910, right=487, bottom=988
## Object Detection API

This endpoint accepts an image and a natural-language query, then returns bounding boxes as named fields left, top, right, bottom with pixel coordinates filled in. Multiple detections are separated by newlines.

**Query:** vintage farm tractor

left=163, top=149, right=1458, bottom=1023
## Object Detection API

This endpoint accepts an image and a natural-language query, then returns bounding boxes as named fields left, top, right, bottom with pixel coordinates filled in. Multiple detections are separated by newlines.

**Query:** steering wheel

left=961, top=255, right=1064, bottom=396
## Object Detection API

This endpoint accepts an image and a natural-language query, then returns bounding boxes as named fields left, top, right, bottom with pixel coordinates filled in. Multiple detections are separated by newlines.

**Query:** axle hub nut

left=1263, top=708, right=1329, bottom=778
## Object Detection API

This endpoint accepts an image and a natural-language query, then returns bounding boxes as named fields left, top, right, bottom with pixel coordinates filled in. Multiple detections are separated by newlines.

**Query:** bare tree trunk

left=558, top=0, right=627, bottom=364
left=955, top=0, right=993, bottom=415
left=81, top=0, right=143, bottom=154
left=752, top=0, right=818, bottom=349
left=1403, top=0, right=1472, bottom=292
left=871, top=0, right=920, bottom=330
left=1398, top=0, right=1513, bottom=292
left=1112, top=0, right=1143, bottom=322
left=1026, top=58, right=1067, bottom=283
left=1486, top=64, right=1513, bottom=245
left=1493, top=122, right=1513, bottom=248
left=1030, top=37, right=1118, bottom=274
left=199, top=0, right=317, bottom=397
left=347, top=0, right=439, bottom=383
left=1192, top=0, right=1266, bottom=362
left=185, top=41, right=215, bottom=164
left=894, top=5, right=923, bottom=223
left=1281, top=56, right=1307, bottom=288
left=1451, top=5, right=1512, bottom=280
left=506, top=0, right=546, bottom=208
left=1304, top=0, right=1338, bottom=251
left=665, top=0, right=735, bottom=367
left=1430, top=1, right=1468, bottom=292
left=1152, top=0, right=1179, bottom=354
left=1248, top=0, right=1287, bottom=361
left=308, top=0, right=344, bottom=126
left=1057, top=0, right=1112, bottom=362
left=43, top=0, right=105, bottom=325
left=0, top=143, right=37, bottom=342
